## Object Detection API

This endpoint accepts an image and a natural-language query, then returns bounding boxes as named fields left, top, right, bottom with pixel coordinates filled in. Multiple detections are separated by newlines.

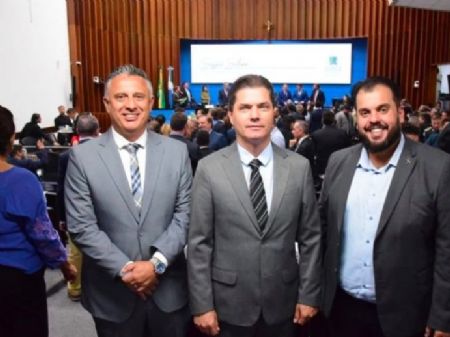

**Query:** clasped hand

left=121, top=261, right=159, bottom=300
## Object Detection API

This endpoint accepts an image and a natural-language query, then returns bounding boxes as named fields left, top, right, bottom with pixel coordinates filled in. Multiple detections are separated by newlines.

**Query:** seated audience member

left=311, top=109, right=351, bottom=180
left=54, top=105, right=72, bottom=129
left=293, top=83, right=309, bottom=103
left=200, top=85, right=211, bottom=106
left=196, top=129, right=212, bottom=159
left=277, top=83, right=292, bottom=107
left=402, top=122, right=421, bottom=142
left=170, top=112, right=199, bottom=173
left=196, top=114, right=228, bottom=151
left=57, top=114, right=99, bottom=302
left=20, top=113, right=56, bottom=145
left=218, top=82, right=230, bottom=107
left=0, top=105, right=76, bottom=337
left=8, top=139, right=48, bottom=174
left=290, top=120, right=315, bottom=170
left=425, top=112, right=442, bottom=146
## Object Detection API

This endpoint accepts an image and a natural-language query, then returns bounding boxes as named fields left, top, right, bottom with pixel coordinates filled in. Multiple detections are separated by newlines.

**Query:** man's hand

left=193, top=310, right=220, bottom=336
left=293, top=304, right=318, bottom=325
left=121, top=261, right=159, bottom=299
left=36, top=138, right=45, bottom=150
left=60, top=261, right=77, bottom=282
left=425, top=327, right=450, bottom=337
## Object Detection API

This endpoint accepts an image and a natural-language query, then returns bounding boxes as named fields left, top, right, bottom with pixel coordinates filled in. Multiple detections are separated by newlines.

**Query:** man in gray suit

left=65, top=64, right=192, bottom=337
left=320, top=77, right=450, bottom=337
left=188, top=74, right=322, bottom=337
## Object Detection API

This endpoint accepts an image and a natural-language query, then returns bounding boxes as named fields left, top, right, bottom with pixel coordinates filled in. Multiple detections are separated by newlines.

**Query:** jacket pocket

left=212, top=267, right=237, bottom=286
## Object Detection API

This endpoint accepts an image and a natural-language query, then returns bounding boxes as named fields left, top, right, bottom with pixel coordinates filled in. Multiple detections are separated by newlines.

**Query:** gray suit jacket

left=187, top=143, right=321, bottom=326
left=65, top=129, right=192, bottom=323
left=320, top=139, right=450, bottom=337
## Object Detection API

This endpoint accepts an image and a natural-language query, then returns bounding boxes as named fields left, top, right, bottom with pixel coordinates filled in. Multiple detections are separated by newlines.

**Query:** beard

left=359, top=119, right=401, bottom=154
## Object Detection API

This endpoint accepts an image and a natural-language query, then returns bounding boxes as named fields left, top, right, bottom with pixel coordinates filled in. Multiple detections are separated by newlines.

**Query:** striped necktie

left=249, top=159, right=268, bottom=232
left=124, top=143, right=143, bottom=210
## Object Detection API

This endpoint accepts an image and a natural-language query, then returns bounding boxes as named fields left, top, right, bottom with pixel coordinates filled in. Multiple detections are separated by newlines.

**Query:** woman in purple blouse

left=0, top=105, right=76, bottom=337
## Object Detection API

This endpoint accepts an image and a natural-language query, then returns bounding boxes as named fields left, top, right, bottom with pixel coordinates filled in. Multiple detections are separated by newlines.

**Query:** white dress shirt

left=237, top=142, right=274, bottom=213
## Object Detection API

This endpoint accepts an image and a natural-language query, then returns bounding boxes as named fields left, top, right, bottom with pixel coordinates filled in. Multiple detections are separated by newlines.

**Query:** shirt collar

left=358, top=134, right=405, bottom=173
left=111, top=127, right=147, bottom=150
left=237, top=142, right=273, bottom=167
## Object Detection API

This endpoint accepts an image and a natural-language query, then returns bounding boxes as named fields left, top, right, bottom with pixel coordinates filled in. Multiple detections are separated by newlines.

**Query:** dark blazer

left=311, top=125, right=350, bottom=176
left=292, top=136, right=315, bottom=170
left=188, top=144, right=322, bottom=326
left=8, top=149, right=49, bottom=174
left=54, top=114, right=72, bottom=129
left=320, top=139, right=450, bottom=337
left=169, top=134, right=200, bottom=174
left=20, top=122, right=53, bottom=144
left=437, top=123, right=450, bottom=154
left=277, top=90, right=292, bottom=106
left=208, top=130, right=228, bottom=151
left=309, top=108, right=324, bottom=133
left=311, top=88, right=325, bottom=105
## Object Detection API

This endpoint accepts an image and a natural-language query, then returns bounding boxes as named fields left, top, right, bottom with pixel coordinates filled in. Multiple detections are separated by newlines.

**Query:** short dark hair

left=352, top=77, right=401, bottom=110
left=228, top=74, right=276, bottom=111
left=31, top=113, right=40, bottom=124
left=196, top=129, right=210, bottom=147
left=401, top=122, right=420, bottom=137
left=322, top=110, right=335, bottom=126
left=11, top=144, right=23, bottom=157
left=170, top=112, right=188, bottom=131
left=155, top=114, right=166, bottom=126
left=0, top=105, right=15, bottom=156
left=76, top=114, right=99, bottom=136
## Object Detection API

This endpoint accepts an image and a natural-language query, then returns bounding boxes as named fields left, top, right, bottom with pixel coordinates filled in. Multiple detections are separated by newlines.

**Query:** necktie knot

left=249, top=159, right=263, bottom=171
left=124, top=143, right=140, bottom=154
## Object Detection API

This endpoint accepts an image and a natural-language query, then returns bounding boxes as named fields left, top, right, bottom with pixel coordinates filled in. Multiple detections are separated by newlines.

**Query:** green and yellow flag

left=157, top=66, right=166, bottom=108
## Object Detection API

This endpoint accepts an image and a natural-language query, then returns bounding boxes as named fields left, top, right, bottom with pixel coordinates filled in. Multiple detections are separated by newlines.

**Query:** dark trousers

left=0, top=265, right=48, bottom=337
left=94, top=299, right=190, bottom=337
left=218, top=316, right=296, bottom=337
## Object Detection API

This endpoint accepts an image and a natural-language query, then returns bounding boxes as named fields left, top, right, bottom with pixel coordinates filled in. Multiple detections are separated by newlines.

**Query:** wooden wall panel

left=67, top=0, right=450, bottom=113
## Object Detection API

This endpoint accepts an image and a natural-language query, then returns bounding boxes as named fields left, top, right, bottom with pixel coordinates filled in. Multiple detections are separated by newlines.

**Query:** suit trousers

left=0, top=265, right=48, bottom=337
left=94, top=298, right=190, bottom=337
left=329, top=287, right=423, bottom=337
left=218, top=316, right=296, bottom=337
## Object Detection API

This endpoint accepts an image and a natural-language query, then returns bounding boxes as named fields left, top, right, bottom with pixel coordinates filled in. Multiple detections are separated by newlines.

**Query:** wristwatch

left=150, top=256, right=167, bottom=275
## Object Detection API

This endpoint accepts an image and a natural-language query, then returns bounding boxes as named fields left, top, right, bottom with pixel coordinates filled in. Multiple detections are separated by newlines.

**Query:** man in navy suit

left=293, top=84, right=309, bottom=103
left=197, top=115, right=228, bottom=151
left=277, top=83, right=292, bottom=107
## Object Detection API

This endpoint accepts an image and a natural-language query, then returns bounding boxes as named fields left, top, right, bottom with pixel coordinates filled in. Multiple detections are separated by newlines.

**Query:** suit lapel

left=263, top=145, right=289, bottom=237
left=97, top=130, right=140, bottom=223
left=139, top=132, right=164, bottom=225
left=335, top=145, right=361, bottom=233
left=376, top=139, right=417, bottom=237
left=222, top=144, right=260, bottom=234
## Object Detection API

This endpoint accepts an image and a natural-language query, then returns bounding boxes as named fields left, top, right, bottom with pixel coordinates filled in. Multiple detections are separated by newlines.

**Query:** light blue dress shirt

left=237, top=142, right=274, bottom=213
left=340, top=135, right=405, bottom=302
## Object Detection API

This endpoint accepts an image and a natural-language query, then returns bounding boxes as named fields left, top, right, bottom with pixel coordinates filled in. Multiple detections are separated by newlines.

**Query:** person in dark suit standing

left=188, top=74, right=322, bottom=337
left=57, top=114, right=100, bottom=301
left=218, top=82, right=230, bottom=107
left=437, top=120, right=450, bottom=154
left=65, top=64, right=192, bottom=337
left=320, top=77, right=450, bottom=337
left=311, top=83, right=325, bottom=106
left=197, top=115, right=228, bottom=151
left=311, top=110, right=350, bottom=178
left=196, top=130, right=213, bottom=159
left=169, top=112, right=200, bottom=174
left=290, top=120, right=315, bottom=171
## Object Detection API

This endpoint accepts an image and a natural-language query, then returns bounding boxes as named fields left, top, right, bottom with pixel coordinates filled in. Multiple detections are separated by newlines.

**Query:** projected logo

left=329, top=56, right=338, bottom=66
